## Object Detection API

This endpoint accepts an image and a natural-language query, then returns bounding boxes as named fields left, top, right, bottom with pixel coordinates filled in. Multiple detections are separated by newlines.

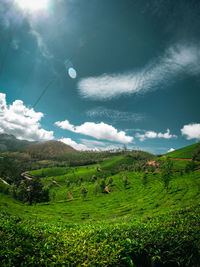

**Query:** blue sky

left=0, top=0, right=200, bottom=153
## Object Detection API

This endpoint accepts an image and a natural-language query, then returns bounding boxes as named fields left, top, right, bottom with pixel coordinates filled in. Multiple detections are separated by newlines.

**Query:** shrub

left=81, top=186, right=88, bottom=199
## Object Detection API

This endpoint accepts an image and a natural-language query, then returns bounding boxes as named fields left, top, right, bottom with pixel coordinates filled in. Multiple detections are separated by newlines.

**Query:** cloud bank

left=0, top=93, right=54, bottom=141
left=59, top=137, right=129, bottom=151
left=136, top=129, right=177, bottom=142
left=181, top=123, right=200, bottom=140
left=55, top=120, right=133, bottom=143
left=78, top=44, right=200, bottom=100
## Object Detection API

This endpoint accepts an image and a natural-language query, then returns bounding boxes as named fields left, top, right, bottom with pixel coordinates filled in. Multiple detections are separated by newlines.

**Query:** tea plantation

left=0, top=153, right=200, bottom=266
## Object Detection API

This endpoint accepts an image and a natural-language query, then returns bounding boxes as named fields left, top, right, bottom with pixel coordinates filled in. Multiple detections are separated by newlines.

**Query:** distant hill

left=22, top=140, right=76, bottom=159
left=0, top=134, right=34, bottom=152
left=165, top=142, right=200, bottom=159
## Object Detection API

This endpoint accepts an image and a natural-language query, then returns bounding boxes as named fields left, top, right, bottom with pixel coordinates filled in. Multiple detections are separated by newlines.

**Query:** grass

left=165, top=142, right=200, bottom=159
left=0, top=155, right=200, bottom=266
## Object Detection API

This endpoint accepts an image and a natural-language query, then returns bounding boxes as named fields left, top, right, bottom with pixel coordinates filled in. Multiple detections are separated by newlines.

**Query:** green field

left=1, top=153, right=200, bottom=266
left=166, top=142, right=200, bottom=159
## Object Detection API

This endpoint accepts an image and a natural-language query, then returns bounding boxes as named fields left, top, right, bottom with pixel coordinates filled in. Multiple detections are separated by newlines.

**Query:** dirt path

left=52, top=180, right=62, bottom=187
left=0, top=177, right=9, bottom=185
left=170, top=158, right=193, bottom=161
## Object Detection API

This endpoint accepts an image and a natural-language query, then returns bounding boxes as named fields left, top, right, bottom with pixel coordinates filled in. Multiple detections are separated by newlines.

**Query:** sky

left=0, top=0, right=200, bottom=154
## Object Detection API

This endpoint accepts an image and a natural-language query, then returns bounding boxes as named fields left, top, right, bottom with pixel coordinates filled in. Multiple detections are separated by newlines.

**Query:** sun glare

left=15, top=0, right=50, bottom=12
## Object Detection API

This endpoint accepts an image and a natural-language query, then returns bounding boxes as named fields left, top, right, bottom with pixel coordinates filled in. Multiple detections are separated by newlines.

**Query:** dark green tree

left=108, top=177, right=113, bottom=185
left=185, top=160, right=196, bottom=173
left=161, top=158, right=173, bottom=191
left=123, top=175, right=128, bottom=188
left=192, top=143, right=200, bottom=161
left=99, top=179, right=106, bottom=193
left=41, top=186, right=50, bottom=202
left=81, top=186, right=88, bottom=199
left=26, top=178, right=43, bottom=205
left=94, top=183, right=100, bottom=195
left=143, top=172, right=148, bottom=186
left=16, top=181, right=27, bottom=202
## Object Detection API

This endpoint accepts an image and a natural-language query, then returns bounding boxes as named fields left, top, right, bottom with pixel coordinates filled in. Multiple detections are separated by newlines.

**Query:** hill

left=0, top=133, right=34, bottom=151
left=0, top=155, right=200, bottom=266
left=22, top=140, right=76, bottom=159
left=165, top=142, right=200, bottom=159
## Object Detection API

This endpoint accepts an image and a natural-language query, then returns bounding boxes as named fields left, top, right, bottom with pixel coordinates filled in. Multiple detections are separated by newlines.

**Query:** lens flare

left=15, top=0, right=50, bottom=12
left=68, top=68, right=77, bottom=79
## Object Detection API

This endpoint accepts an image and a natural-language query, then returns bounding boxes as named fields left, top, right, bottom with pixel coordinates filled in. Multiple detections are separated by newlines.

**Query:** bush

left=81, top=186, right=88, bottom=199
left=99, top=179, right=106, bottom=193
left=160, top=158, right=173, bottom=191
left=185, top=160, right=196, bottom=173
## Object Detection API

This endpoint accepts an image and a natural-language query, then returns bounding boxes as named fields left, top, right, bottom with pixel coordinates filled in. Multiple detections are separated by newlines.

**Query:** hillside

left=165, top=142, right=200, bottom=159
left=22, top=140, right=76, bottom=159
left=0, top=154, right=200, bottom=266
left=0, top=133, right=35, bottom=152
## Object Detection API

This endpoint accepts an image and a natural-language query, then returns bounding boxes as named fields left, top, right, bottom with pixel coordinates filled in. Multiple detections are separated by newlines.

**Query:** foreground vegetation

left=0, top=146, right=200, bottom=266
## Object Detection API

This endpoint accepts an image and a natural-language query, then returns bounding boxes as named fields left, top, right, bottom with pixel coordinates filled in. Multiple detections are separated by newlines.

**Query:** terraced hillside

left=0, top=154, right=200, bottom=266
left=165, top=142, right=200, bottom=159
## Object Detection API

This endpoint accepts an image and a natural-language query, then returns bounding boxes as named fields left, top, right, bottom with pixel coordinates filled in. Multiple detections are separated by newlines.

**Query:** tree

left=143, top=172, right=148, bottom=186
left=16, top=181, right=27, bottom=202
left=192, top=143, right=200, bottom=161
left=108, top=177, right=113, bottom=185
left=94, top=183, right=100, bottom=195
left=99, top=179, right=106, bottom=193
left=66, top=179, right=70, bottom=187
left=26, top=178, right=43, bottom=205
left=123, top=175, right=128, bottom=188
left=160, top=158, right=173, bottom=191
left=51, top=191, right=56, bottom=201
left=41, top=186, right=50, bottom=202
left=81, top=186, right=88, bottom=199
left=185, top=160, right=196, bottom=173
left=91, top=175, right=97, bottom=183
left=0, top=156, right=22, bottom=184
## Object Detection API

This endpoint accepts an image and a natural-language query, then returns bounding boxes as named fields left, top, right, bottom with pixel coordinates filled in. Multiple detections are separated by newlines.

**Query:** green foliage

left=160, top=158, right=173, bottom=190
left=94, top=183, right=100, bottom=195
left=192, top=143, right=200, bottom=161
left=108, top=177, right=113, bottom=185
left=143, top=172, right=148, bottom=186
left=166, top=142, right=200, bottom=159
left=0, top=155, right=22, bottom=183
left=81, top=186, right=88, bottom=199
left=0, top=207, right=200, bottom=266
left=123, top=175, right=128, bottom=188
left=0, top=151, right=200, bottom=266
left=99, top=179, right=106, bottom=193
left=0, top=180, right=10, bottom=194
left=185, top=160, right=197, bottom=173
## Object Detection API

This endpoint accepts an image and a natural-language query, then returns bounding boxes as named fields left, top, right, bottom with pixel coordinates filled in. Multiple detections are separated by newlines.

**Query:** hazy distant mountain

left=22, top=140, right=76, bottom=159
left=0, top=134, right=35, bottom=152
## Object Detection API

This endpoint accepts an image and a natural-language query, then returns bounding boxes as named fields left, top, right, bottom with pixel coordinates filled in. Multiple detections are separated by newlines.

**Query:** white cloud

left=167, top=148, right=175, bottom=153
left=78, top=44, right=200, bottom=100
left=59, top=137, right=128, bottom=151
left=0, top=93, right=54, bottom=141
left=59, top=138, right=90, bottom=151
left=55, top=120, right=133, bottom=143
left=80, top=139, right=124, bottom=151
left=86, top=107, right=144, bottom=122
left=55, top=120, right=75, bottom=132
left=136, top=129, right=177, bottom=142
left=181, top=123, right=200, bottom=140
